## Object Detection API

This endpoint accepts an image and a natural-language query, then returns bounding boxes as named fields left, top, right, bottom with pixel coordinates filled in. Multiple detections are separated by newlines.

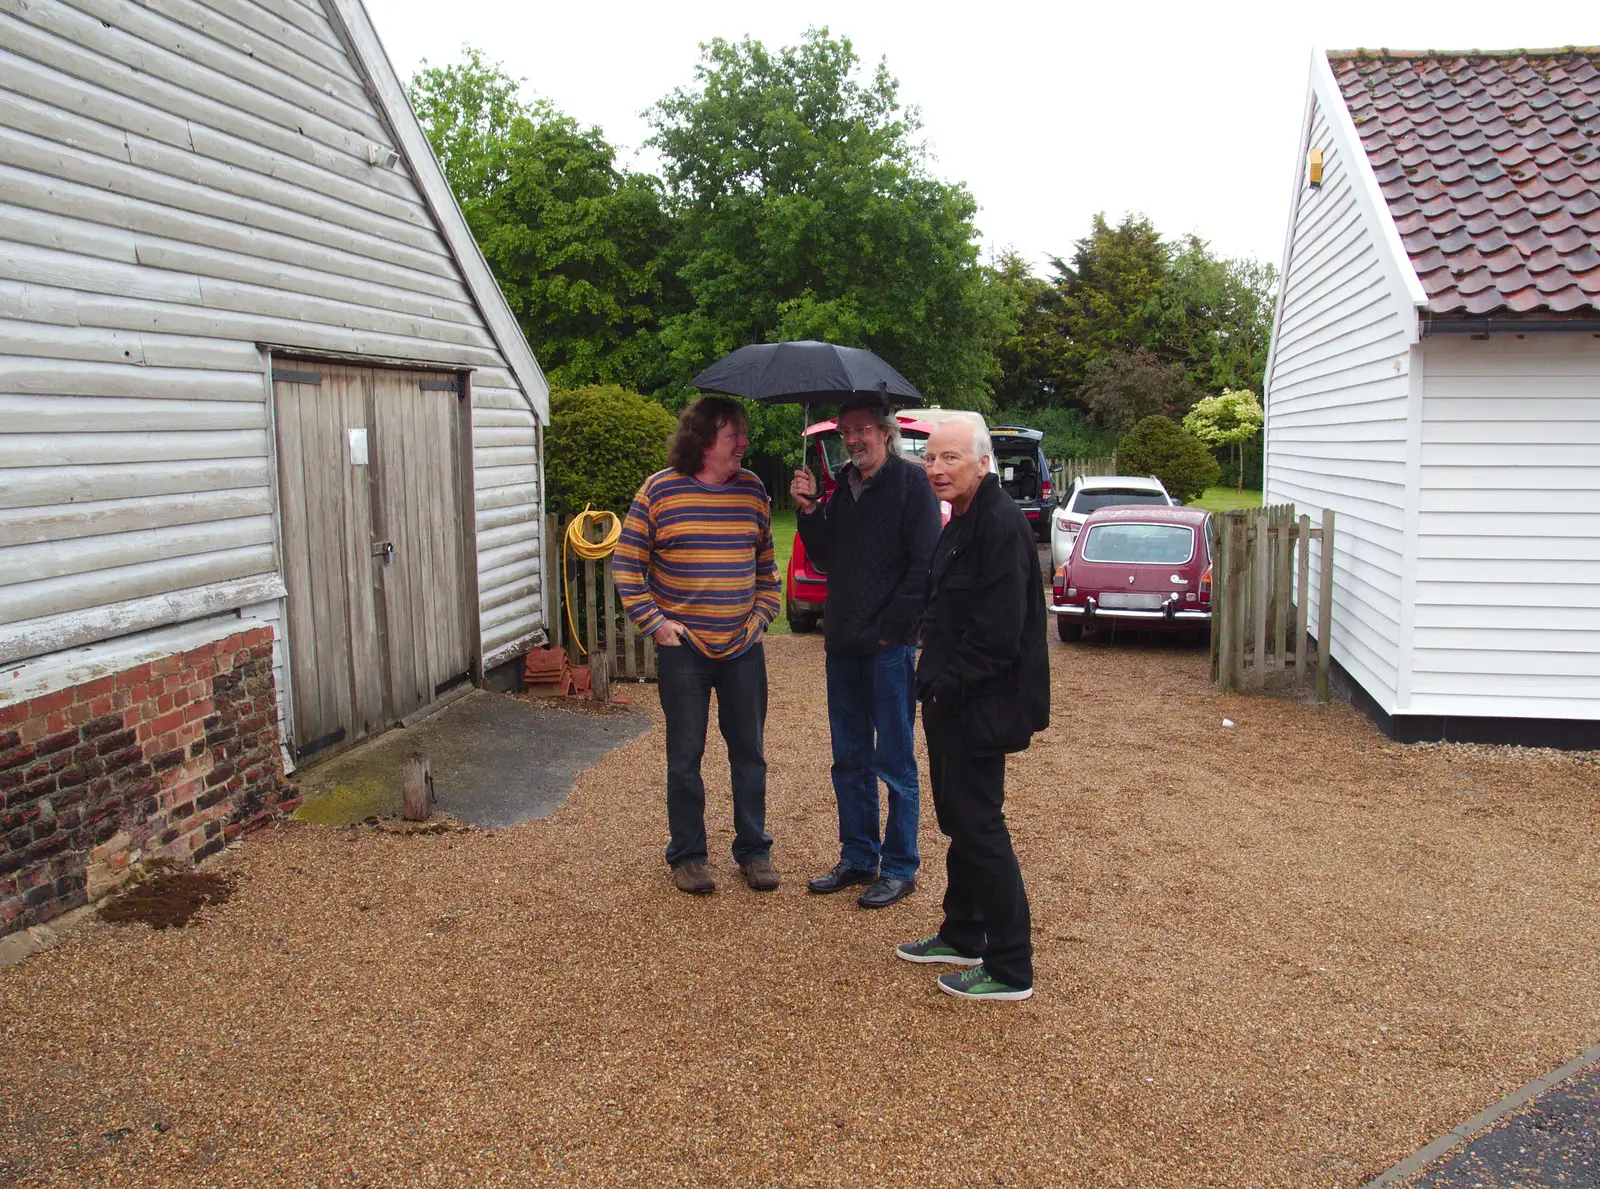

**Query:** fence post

left=1272, top=507, right=1291, bottom=680
left=1209, top=516, right=1223, bottom=683
left=1228, top=512, right=1248, bottom=691
left=1295, top=513, right=1311, bottom=686
left=1251, top=509, right=1268, bottom=689
left=602, top=555, right=618, bottom=679
left=1316, top=507, right=1335, bottom=702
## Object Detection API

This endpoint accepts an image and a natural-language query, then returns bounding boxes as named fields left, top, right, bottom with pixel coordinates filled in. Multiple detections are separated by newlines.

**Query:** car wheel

left=1056, top=618, right=1082, bottom=643
left=787, top=610, right=818, bottom=633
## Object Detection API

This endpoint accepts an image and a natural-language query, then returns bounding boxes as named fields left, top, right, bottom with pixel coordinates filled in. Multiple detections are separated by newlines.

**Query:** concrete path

left=294, top=689, right=650, bottom=828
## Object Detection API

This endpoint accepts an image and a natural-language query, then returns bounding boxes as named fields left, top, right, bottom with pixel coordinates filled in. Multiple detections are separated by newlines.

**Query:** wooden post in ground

left=1295, top=512, right=1311, bottom=687
left=401, top=752, right=432, bottom=821
left=1317, top=507, right=1335, bottom=702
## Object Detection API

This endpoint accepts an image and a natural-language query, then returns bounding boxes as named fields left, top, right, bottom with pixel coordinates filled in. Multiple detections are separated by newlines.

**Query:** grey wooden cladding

left=272, top=365, right=472, bottom=761
left=0, top=0, right=548, bottom=672
left=1211, top=505, right=1334, bottom=700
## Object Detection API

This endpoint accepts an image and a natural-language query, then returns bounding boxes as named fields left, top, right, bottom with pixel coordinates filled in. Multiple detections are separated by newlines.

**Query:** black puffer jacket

left=916, top=473, right=1050, bottom=754
left=796, top=453, right=941, bottom=656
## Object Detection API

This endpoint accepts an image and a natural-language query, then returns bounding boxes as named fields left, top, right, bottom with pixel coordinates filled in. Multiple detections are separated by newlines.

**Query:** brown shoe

left=672, top=861, right=715, bottom=895
left=739, top=856, right=779, bottom=892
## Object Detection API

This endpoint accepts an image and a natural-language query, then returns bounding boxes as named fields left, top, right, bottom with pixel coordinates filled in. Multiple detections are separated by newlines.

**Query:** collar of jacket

left=953, top=471, right=1004, bottom=519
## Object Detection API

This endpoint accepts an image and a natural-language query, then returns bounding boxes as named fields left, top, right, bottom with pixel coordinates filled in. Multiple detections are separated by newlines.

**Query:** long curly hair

left=668, top=396, right=748, bottom=475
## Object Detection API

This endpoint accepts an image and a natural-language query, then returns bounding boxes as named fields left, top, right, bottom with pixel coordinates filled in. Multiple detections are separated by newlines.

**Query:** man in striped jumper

left=614, top=396, right=783, bottom=895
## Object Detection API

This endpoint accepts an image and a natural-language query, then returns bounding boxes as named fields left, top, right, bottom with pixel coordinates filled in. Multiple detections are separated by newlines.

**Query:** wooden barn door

left=273, top=363, right=472, bottom=765
left=370, top=370, right=473, bottom=721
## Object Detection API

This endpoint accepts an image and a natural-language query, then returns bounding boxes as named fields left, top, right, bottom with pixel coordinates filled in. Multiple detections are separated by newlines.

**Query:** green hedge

left=1116, top=416, right=1221, bottom=504
left=546, top=385, right=678, bottom=515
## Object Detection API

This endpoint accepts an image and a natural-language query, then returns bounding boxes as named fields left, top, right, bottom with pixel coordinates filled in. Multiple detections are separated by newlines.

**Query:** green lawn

left=1187, top=487, right=1263, bottom=513
left=767, top=508, right=797, bottom=635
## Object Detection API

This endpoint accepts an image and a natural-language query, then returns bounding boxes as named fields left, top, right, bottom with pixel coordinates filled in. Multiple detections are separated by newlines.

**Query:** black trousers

left=923, top=695, right=1034, bottom=989
left=657, top=641, right=772, bottom=869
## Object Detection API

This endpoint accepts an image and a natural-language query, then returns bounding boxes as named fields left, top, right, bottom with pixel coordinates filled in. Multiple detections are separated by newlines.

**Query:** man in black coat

left=894, top=417, right=1049, bottom=1001
left=791, top=393, right=941, bottom=908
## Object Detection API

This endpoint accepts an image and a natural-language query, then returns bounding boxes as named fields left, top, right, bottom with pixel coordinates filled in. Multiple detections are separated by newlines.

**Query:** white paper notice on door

left=348, top=427, right=369, bottom=465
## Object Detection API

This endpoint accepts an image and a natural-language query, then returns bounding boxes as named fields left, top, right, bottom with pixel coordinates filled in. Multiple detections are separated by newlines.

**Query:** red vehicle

left=1050, top=506, right=1213, bottom=642
left=784, top=413, right=939, bottom=632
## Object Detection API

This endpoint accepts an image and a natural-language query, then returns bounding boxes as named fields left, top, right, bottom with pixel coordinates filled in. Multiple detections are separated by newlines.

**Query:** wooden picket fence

left=542, top=514, right=659, bottom=682
left=1048, top=455, right=1118, bottom=490
left=1211, top=504, right=1335, bottom=700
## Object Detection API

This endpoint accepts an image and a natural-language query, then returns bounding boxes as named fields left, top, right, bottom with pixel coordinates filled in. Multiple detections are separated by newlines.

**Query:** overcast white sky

left=368, top=0, right=1596, bottom=274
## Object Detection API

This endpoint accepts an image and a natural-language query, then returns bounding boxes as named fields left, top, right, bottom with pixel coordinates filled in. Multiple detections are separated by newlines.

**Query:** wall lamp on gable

left=367, top=142, right=401, bottom=169
left=1308, top=147, right=1324, bottom=188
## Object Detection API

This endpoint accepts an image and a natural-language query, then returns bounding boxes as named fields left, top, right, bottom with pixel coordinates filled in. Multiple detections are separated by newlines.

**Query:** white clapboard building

left=1265, top=49, right=1600, bottom=747
left=0, top=0, right=550, bottom=770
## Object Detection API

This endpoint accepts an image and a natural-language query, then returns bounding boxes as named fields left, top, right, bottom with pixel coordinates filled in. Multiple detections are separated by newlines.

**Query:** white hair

left=948, top=415, right=990, bottom=463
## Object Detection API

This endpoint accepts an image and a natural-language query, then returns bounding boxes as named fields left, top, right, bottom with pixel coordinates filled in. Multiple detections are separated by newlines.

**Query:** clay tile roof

left=1330, top=48, right=1600, bottom=316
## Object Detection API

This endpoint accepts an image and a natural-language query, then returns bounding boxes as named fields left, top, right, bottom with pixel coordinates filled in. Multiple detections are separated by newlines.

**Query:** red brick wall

left=0, top=626, right=298, bottom=936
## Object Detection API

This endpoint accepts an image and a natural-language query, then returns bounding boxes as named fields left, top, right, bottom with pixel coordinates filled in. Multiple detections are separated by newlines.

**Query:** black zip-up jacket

left=916, top=472, right=1050, bottom=754
left=795, top=453, right=941, bottom=655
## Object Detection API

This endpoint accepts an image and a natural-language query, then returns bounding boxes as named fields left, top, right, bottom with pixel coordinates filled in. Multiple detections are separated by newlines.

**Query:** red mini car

left=785, top=413, right=938, bottom=632
left=1050, top=506, right=1213, bottom=642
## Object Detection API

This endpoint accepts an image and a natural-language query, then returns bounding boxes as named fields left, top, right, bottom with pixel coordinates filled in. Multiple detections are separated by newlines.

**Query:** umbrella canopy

left=689, top=340, right=923, bottom=407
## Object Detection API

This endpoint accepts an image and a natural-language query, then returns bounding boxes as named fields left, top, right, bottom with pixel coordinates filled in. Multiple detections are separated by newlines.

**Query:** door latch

left=372, top=540, right=395, bottom=562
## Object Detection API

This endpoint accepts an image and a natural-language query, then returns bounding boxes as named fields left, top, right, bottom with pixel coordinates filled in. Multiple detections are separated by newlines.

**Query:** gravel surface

left=2, top=633, right=1598, bottom=1188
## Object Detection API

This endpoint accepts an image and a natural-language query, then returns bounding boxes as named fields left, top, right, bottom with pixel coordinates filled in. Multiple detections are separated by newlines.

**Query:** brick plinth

left=0, top=627, right=296, bottom=936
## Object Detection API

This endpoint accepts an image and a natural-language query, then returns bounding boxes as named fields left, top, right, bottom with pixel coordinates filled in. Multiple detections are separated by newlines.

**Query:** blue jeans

left=824, top=644, right=920, bottom=880
left=657, top=642, right=771, bottom=869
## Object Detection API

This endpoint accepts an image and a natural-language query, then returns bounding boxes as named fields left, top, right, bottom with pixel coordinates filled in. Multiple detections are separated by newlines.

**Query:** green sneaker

left=937, top=964, right=1034, bottom=1002
left=895, top=934, right=983, bottom=966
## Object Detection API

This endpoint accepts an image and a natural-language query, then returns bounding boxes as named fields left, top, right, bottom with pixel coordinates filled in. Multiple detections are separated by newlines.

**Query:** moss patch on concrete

left=294, top=772, right=398, bottom=826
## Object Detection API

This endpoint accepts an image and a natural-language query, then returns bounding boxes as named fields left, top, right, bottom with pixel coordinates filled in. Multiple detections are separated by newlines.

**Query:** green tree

left=991, top=250, right=1070, bottom=411
left=1079, top=348, right=1197, bottom=435
left=545, top=385, right=679, bottom=515
left=409, top=51, right=674, bottom=390
left=1117, top=415, right=1220, bottom=503
left=1159, top=236, right=1276, bottom=396
left=1055, top=213, right=1169, bottom=390
left=1183, top=388, right=1264, bottom=492
left=646, top=29, right=1013, bottom=463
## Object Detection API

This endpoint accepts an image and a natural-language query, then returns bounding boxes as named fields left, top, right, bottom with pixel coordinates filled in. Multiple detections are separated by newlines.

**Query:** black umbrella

left=690, top=340, right=924, bottom=464
left=690, top=340, right=924, bottom=408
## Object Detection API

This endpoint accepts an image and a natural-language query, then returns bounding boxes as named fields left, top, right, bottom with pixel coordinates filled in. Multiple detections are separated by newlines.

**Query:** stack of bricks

left=0, top=626, right=298, bottom=937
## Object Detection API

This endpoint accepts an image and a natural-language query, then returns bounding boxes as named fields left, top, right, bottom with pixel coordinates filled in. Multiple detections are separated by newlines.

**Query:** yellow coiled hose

left=563, top=505, right=623, bottom=657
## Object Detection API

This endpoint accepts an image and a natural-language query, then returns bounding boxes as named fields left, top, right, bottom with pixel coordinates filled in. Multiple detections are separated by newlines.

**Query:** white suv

left=1051, top=475, right=1175, bottom=571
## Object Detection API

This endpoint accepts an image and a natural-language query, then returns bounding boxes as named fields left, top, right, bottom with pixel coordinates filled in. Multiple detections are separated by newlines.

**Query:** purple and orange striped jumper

left=613, top=468, right=781, bottom=659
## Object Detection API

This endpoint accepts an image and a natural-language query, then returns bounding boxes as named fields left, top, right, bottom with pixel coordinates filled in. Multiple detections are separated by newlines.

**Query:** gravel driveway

left=2, top=633, right=1598, bottom=1188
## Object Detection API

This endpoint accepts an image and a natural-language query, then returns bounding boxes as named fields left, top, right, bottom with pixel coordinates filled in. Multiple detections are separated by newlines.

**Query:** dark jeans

left=923, top=695, right=1033, bottom=989
left=824, top=644, right=920, bottom=880
left=657, top=641, right=772, bottom=869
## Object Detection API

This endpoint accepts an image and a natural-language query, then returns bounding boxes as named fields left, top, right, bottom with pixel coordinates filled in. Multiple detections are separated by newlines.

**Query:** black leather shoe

left=858, top=876, right=916, bottom=909
left=807, top=863, right=876, bottom=894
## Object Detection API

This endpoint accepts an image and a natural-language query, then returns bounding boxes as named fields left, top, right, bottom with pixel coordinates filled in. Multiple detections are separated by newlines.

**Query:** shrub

left=546, top=384, right=677, bottom=515
left=1116, top=415, right=1221, bottom=504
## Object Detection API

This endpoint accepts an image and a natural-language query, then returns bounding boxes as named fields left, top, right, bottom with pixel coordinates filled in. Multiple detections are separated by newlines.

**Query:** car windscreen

left=1071, top=489, right=1168, bottom=514
left=1080, top=523, right=1194, bottom=565
left=817, top=432, right=929, bottom=474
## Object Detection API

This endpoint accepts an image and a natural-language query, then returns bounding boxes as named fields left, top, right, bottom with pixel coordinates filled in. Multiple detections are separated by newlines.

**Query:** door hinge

left=273, top=367, right=323, bottom=385
left=419, top=378, right=461, bottom=394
